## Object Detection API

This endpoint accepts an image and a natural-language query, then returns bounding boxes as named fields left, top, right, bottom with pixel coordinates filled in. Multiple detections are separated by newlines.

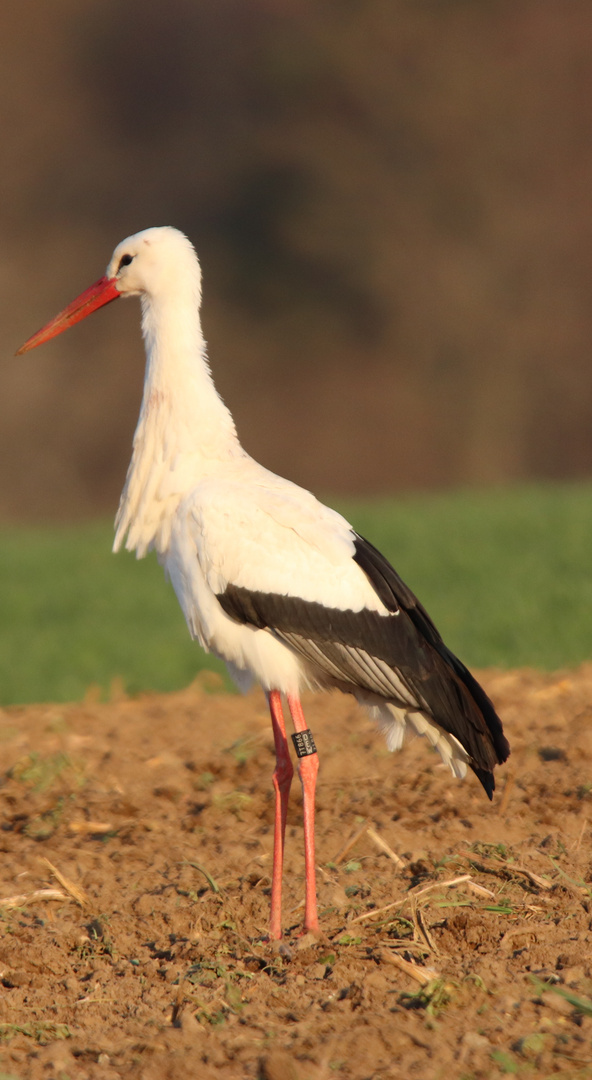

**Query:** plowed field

left=1, top=668, right=592, bottom=1079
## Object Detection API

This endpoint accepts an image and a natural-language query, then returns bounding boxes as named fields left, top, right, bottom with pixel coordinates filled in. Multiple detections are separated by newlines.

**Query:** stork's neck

left=139, top=291, right=239, bottom=456
left=114, top=286, right=243, bottom=556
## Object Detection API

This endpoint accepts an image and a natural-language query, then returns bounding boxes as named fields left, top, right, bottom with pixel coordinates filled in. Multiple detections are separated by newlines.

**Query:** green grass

left=0, top=481, right=591, bottom=705
left=0, top=520, right=228, bottom=705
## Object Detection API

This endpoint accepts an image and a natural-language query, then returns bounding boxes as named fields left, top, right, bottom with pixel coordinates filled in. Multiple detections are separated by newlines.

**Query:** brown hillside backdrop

left=2, top=1, right=592, bottom=519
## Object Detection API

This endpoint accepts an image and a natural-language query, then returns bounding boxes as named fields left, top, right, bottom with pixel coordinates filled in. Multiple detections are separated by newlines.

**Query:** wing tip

left=472, top=765, right=495, bottom=800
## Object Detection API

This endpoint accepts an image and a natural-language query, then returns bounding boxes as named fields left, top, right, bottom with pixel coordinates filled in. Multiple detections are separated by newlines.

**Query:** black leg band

left=292, top=729, right=317, bottom=758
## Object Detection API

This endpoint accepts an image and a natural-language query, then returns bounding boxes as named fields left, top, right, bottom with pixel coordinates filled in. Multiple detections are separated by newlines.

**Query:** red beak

left=16, top=275, right=121, bottom=355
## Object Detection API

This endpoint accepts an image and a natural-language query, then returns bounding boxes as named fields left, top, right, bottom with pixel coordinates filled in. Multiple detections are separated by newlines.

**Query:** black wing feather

left=216, top=533, right=509, bottom=799
left=353, top=534, right=510, bottom=769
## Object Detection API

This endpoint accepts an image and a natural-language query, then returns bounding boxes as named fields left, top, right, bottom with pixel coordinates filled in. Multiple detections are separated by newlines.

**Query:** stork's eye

left=118, top=254, right=134, bottom=271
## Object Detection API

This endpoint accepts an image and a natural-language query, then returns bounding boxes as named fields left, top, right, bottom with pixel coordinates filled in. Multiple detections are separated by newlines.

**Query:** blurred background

left=2, top=0, right=592, bottom=521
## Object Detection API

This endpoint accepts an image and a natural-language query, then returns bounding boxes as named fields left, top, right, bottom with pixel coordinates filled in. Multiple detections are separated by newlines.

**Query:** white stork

left=18, top=226, right=509, bottom=940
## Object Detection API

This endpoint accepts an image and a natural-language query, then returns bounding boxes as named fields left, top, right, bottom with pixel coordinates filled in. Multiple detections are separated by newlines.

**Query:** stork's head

left=17, top=226, right=201, bottom=355
left=107, top=227, right=202, bottom=300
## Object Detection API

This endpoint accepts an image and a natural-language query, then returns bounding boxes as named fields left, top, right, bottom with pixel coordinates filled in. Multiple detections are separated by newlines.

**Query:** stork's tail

left=362, top=700, right=470, bottom=781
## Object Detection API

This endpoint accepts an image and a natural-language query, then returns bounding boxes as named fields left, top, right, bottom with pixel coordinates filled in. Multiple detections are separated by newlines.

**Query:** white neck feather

left=113, top=281, right=242, bottom=557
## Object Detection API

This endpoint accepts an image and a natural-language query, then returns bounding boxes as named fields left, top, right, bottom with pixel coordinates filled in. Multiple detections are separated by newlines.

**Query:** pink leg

left=267, top=691, right=294, bottom=940
left=287, top=694, right=320, bottom=934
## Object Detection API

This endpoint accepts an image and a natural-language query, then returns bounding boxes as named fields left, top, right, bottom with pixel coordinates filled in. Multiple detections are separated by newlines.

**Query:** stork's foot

left=295, top=929, right=327, bottom=951
left=268, top=938, right=293, bottom=959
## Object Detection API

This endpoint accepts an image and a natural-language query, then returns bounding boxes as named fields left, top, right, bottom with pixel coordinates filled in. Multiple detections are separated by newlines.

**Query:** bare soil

left=1, top=668, right=592, bottom=1079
